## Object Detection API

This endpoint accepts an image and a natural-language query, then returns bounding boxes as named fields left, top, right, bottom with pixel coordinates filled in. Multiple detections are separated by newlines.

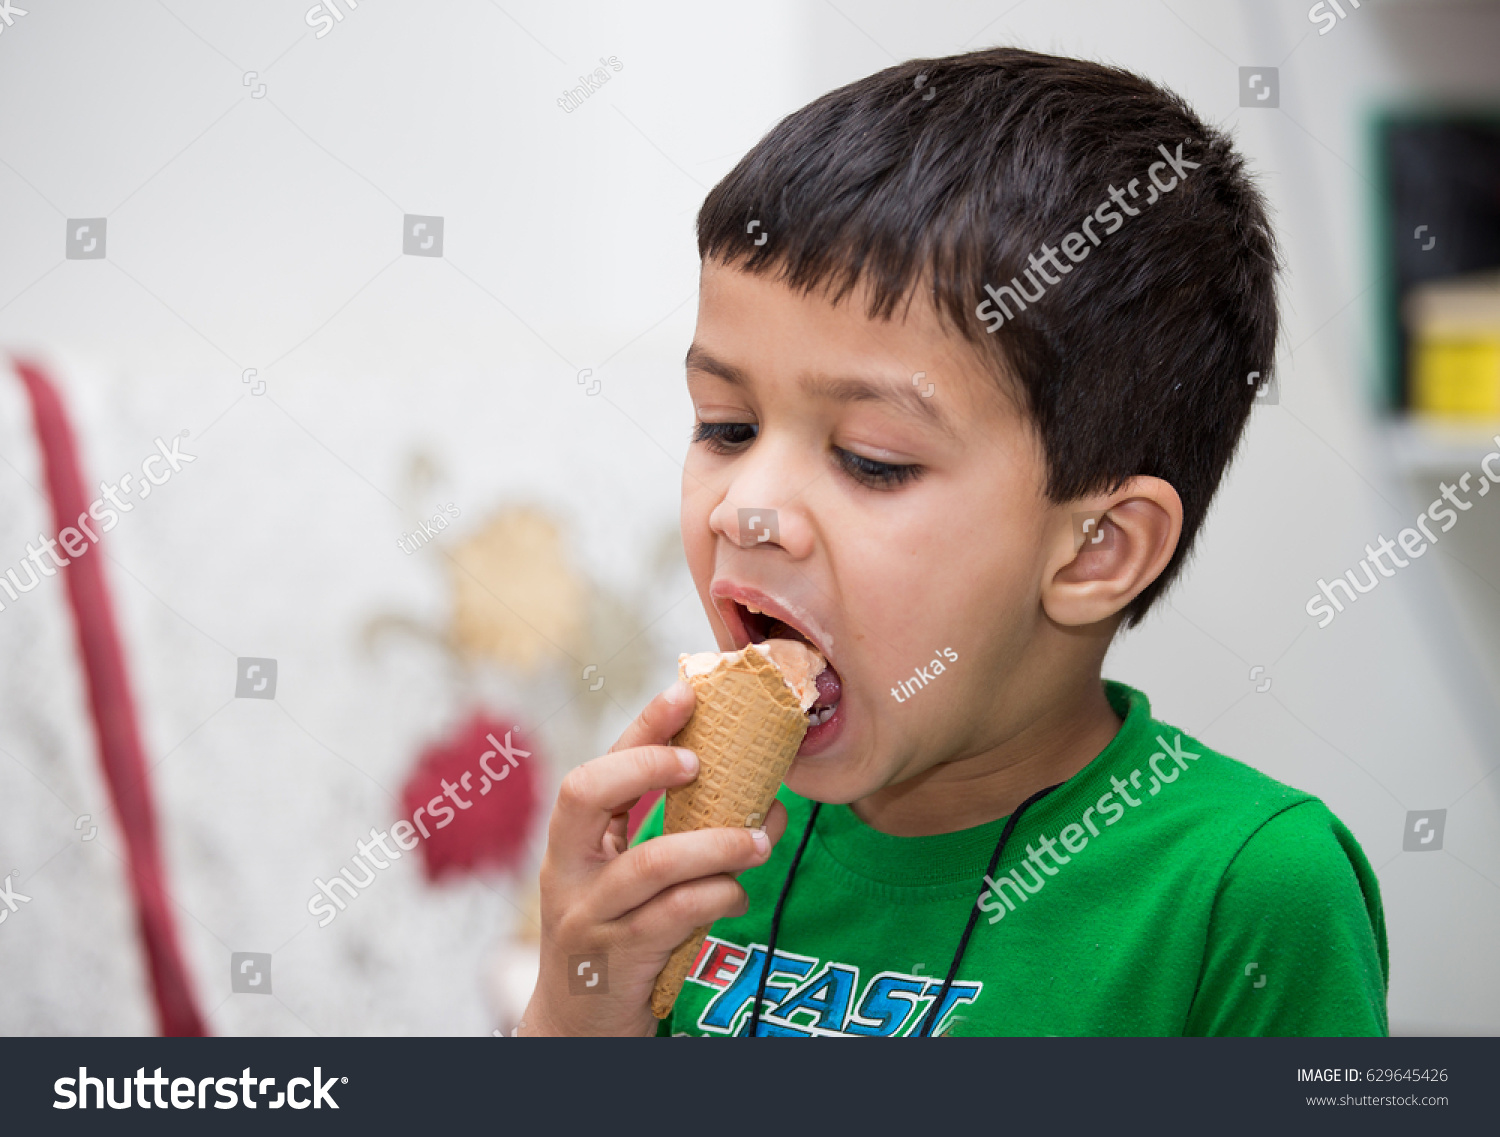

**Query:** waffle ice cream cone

left=649, top=640, right=824, bottom=1020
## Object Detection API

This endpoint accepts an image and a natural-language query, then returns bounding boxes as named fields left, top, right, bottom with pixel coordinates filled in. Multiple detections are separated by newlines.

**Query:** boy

left=520, top=48, right=1387, bottom=1036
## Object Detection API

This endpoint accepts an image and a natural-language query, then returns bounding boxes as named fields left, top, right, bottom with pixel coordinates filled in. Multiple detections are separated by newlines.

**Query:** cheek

left=922, top=517, right=1047, bottom=678
left=680, top=463, right=717, bottom=580
left=944, top=501, right=1042, bottom=601
left=828, top=510, right=961, bottom=673
left=852, top=490, right=1041, bottom=651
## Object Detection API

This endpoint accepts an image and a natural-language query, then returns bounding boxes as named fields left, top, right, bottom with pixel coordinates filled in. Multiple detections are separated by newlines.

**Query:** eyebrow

left=684, top=344, right=954, bottom=436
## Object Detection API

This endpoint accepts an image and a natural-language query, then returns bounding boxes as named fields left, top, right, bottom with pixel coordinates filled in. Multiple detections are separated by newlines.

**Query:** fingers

left=761, top=799, right=788, bottom=849
left=602, top=810, right=631, bottom=859
left=601, top=795, right=782, bottom=864
left=616, top=874, right=751, bottom=954
left=547, top=680, right=701, bottom=861
left=609, top=680, right=696, bottom=755
left=593, top=825, right=775, bottom=921
left=550, top=743, right=699, bottom=862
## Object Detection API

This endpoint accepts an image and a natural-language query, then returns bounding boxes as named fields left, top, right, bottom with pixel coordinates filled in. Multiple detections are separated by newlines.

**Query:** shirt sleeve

left=1183, top=799, right=1389, bottom=1036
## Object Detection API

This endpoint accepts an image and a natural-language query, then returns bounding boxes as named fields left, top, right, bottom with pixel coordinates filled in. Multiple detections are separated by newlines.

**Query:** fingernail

left=674, top=748, right=699, bottom=776
left=750, top=828, right=769, bottom=854
left=665, top=679, right=694, bottom=706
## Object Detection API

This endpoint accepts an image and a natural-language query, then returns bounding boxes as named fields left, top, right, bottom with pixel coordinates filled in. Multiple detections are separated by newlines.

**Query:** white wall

left=0, top=0, right=1495, bottom=1035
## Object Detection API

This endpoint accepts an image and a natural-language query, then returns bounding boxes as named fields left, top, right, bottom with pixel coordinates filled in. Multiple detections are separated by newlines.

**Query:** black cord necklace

left=747, top=782, right=1062, bottom=1038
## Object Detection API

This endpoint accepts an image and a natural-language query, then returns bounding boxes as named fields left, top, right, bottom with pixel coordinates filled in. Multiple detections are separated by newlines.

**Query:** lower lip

left=797, top=699, right=845, bottom=757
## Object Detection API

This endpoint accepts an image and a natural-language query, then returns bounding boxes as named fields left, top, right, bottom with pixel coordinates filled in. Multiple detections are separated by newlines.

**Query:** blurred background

left=1, top=0, right=1497, bottom=1036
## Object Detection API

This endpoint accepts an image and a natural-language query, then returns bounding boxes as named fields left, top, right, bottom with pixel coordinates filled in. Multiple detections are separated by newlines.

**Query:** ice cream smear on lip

left=678, top=640, right=827, bottom=713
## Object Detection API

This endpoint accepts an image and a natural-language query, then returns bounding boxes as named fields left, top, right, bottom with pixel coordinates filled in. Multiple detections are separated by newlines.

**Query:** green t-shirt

left=633, top=681, right=1388, bottom=1037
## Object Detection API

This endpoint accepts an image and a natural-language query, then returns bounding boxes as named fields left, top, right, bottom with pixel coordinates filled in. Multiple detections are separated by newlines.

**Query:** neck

left=850, top=675, right=1121, bottom=837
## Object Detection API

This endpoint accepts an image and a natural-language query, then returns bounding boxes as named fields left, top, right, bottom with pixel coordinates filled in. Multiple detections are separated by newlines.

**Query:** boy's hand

left=519, top=679, right=788, bottom=1036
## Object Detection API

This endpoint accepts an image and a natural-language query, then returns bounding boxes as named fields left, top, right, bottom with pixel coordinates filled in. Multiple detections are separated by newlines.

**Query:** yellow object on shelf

left=1412, top=337, right=1500, bottom=417
left=1406, top=272, right=1500, bottom=419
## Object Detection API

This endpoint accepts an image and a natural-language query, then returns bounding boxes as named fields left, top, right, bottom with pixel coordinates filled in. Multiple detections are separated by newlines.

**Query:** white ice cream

left=678, top=639, right=827, bottom=711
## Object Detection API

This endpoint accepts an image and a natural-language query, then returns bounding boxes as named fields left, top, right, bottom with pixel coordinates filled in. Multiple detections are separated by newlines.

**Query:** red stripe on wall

left=12, top=358, right=207, bottom=1036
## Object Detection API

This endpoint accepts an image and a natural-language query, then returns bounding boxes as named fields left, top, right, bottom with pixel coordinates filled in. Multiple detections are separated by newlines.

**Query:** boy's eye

left=692, top=421, right=758, bottom=452
left=692, top=423, right=919, bottom=489
left=835, top=448, right=922, bottom=489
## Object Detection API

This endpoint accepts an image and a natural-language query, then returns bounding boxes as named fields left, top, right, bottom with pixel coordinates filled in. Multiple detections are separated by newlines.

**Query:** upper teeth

left=744, top=603, right=762, bottom=614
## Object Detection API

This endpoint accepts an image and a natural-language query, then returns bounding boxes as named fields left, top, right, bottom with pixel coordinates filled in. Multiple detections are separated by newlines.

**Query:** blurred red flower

left=400, top=712, right=540, bottom=881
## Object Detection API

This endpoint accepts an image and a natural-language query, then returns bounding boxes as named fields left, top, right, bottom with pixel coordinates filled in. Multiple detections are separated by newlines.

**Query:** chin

left=783, top=766, right=865, bottom=806
left=784, top=741, right=879, bottom=807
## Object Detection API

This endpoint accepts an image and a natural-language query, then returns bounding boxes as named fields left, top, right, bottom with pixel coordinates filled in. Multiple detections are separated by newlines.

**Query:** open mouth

left=734, top=601, right=843, bottom=728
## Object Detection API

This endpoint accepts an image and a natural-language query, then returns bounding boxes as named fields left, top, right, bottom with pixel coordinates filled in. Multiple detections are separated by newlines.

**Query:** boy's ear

left=1041, top=477, right=1183, bottom=628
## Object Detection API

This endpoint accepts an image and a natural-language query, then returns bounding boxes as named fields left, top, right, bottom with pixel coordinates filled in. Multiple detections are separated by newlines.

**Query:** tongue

left=811, top=666, right=841, bottom=711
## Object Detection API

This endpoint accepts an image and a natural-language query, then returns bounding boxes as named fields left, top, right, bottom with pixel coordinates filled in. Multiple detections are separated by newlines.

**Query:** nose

left=706, top=446, right=815, bottom=559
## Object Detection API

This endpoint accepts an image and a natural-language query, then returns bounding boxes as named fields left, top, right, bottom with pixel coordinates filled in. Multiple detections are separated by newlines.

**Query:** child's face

left=682, top=260, right=1067, bottom=805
